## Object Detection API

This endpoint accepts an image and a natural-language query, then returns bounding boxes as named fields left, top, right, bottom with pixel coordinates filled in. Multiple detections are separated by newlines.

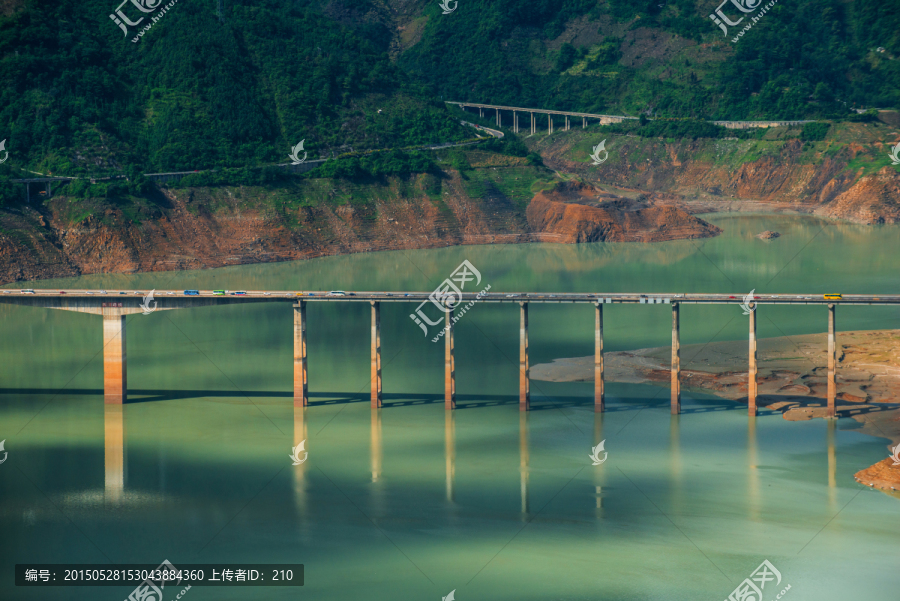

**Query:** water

left=1, top=213, right=899, bottom=600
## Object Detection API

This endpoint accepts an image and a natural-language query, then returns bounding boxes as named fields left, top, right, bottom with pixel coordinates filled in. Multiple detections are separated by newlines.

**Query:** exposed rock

left=532, top=132, right=900, bottom=224
left=525, top=181, right=722, bottom=243
left=756, top=230, right=780, bottom=239
left=855, top=458, right=900, bottom=492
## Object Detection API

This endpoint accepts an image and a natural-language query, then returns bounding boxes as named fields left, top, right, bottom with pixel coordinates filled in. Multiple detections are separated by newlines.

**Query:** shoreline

left=532, top=329, right=900, bottom=493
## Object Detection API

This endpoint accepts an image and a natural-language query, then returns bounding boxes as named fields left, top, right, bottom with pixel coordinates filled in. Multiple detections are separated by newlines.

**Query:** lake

left=1, top=213, right=899, bottom=600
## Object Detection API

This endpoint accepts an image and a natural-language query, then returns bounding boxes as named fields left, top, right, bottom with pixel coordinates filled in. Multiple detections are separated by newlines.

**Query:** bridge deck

left=0, top=290, right=896, bottom=305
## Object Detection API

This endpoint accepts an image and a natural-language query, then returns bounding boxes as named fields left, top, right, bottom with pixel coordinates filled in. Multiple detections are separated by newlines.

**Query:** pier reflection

left=104, top=404, right=126, bottom=502
left=445, top=411, right=455, bottom=503
left=827, top=418, right=837, bottom=511
left=748, top=416, right=760, bottom=521
left=293, top=404, right=308, bottom=526
left=370, top=408, right=386, bottom=517
left=520, top=413, right=529, bottom=516
left=371, top=408, right=383, bottom=483
left=669, top=414, right=683, bottom=517
left=593, top=412, right=604, bottom=514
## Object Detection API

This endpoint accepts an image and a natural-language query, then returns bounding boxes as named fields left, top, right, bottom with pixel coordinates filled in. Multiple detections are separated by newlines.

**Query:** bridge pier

left=103, top=315, right=127, bottom=404
left=565, top=116, right=570, bottom=131
left=671, top=303, right=681, bottom=414
left=294, top=301, right=308, bottom=407
left=479, top=107, right=483, bottom=118
left=513, top=111, right=518, bottom=133
left=445, top=305, right=455, bottom=409
left=531, top=112, right=535, bottom=135
left=827, top=304, right=836, bottom=417
left=371, top=301, right=382, bottom=408
left=519, top=302, right=530, bottom=411
left=496, top=108, right=501, bottom=127
left=548, top=114, right=553, bottom=134
left=748, top=306, right=757, bottom=416
left=595, top=303, right=604, bottom=412
left=582, top=117, right=586, bottom=129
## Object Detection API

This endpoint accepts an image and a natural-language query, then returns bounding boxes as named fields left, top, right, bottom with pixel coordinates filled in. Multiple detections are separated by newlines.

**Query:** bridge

left=446, top=101, right=812, bottom=134
left=2, top=290, right=889, bottom=417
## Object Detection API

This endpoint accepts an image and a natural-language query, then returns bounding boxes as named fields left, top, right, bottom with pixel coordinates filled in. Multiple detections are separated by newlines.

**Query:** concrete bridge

left=3, top=289, right=893, bottom=417
left=446, top=101, right=813, bottom=133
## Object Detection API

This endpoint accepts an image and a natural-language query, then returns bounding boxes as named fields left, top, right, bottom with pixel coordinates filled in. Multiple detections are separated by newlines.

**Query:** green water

left=1, top=213, right=899, bottom=600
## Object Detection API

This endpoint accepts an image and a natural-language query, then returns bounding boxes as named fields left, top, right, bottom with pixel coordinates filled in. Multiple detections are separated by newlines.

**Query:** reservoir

left=1, top=213, right=899, bottom=600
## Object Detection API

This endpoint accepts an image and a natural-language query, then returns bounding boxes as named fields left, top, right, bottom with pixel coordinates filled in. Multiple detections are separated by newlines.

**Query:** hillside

left=0, top=0, right=471, bottom=177
left=528, top=120, right=900, bottom=223
left=1, top=1, right=900, bottom=283
left=397, top=0, right=900, bottom=119
left=2, top=0, right=899, bottom=182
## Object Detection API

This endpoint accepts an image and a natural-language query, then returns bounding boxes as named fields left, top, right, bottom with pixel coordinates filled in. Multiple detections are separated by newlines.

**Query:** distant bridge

left=1, top=289, right=885, bottom=417
left=446, top=101, right=812, bottom=134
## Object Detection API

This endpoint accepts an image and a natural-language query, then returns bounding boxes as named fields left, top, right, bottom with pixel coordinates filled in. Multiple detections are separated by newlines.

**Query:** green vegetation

left=307, top=150, right=437, bottom=179
left=596, top=119, right=755, bottom=140
left=1, top=0, right=897, bottom=197
left=402, top=0, right=900, bottom=119
left=800, top=122, right=831, bottom=142
left=0, top=165, right=24, bottom=206
left=0, top=0, right=470, bottom=177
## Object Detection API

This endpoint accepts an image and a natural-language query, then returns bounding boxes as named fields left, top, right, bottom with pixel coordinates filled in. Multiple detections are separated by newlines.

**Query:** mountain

left=397, top=0, right=900, bottom=119
left=2, top=0, right=899, bottom=181
left=0, top=0, right=470, bottom=177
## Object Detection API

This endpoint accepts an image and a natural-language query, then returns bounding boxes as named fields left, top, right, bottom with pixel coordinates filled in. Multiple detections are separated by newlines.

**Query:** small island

left=756, top=230, right=781, bottom=239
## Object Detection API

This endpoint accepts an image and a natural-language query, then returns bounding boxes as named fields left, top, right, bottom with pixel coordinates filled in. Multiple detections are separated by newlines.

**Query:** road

left=1, top=290, right=896, bottom=306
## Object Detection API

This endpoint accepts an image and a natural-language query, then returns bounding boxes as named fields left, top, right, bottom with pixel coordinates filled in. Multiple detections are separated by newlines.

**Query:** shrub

left=800, top=122, right=830, bottom=141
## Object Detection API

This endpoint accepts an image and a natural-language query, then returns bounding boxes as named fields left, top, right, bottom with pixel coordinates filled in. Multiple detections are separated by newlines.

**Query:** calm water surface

left=1, top=214, right=899, bottom=600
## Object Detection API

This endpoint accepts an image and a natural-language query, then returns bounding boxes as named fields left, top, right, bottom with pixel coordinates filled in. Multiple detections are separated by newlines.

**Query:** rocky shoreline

left=0, top=179, right=720, bottom=286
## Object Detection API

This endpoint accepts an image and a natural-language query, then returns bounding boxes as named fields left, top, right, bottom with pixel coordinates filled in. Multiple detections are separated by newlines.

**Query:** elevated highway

left=1, top=289, right=883, bottom=415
